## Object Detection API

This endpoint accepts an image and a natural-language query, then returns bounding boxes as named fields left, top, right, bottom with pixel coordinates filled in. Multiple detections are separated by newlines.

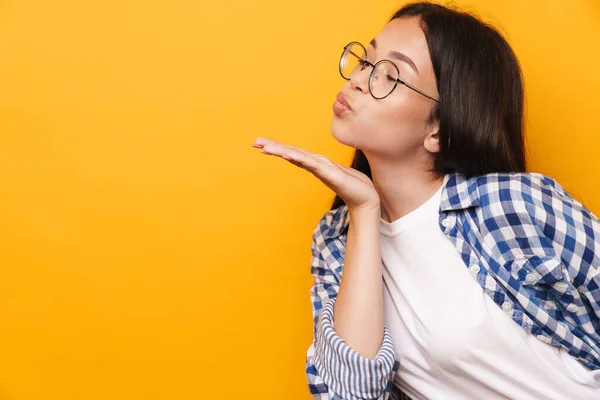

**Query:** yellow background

left=0, top=0, right=598, bottom=399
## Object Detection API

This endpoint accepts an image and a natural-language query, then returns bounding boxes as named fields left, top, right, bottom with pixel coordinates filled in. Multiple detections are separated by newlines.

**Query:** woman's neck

left=370, top=161, right=445, bottom=223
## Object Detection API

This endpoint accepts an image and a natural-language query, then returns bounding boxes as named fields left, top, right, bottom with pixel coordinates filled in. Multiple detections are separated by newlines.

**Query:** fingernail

left=282, top=156, right=292, bottom=161
left=252, top=144, right=263, bottom=148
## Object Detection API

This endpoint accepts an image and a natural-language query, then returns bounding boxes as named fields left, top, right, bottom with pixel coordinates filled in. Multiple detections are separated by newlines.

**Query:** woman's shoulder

left=456, top=170, right=563, bottom=188
left=440, top=170, right=583, bottom=222
left=465, top=171, right=590, bottom=223
left=456, top=171, right=571, bottom=199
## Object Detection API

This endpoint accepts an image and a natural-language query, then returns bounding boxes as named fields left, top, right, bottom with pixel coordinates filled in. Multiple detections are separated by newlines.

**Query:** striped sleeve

left=305, top=211, right=399, bottom=400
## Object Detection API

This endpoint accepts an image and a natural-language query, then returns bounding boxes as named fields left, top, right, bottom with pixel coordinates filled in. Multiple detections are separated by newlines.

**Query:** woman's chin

left=331, top=121, right=358, bottom=147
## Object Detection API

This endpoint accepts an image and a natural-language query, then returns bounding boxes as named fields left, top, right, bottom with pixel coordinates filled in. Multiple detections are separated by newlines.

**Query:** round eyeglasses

left=339, top=41, right=440, bottom=103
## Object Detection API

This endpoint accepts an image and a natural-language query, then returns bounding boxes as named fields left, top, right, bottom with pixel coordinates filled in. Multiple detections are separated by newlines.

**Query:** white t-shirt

left=379, top=182, right=600, bottom=400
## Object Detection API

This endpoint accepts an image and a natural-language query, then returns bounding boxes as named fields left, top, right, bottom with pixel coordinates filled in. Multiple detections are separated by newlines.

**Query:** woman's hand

left=252, top=137, right=380, bottom=212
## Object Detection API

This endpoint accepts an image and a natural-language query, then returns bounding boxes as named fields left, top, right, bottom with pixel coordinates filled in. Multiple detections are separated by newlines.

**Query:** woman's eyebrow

left=369, top=38, right=420, bottom=76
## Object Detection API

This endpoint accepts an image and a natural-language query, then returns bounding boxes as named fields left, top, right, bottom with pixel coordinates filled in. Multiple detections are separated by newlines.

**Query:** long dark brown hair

left=330, top=1, right=526, bottom=211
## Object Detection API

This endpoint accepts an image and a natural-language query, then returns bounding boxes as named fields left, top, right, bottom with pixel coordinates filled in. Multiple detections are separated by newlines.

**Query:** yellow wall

left=0, top=0, right=598, bottom=399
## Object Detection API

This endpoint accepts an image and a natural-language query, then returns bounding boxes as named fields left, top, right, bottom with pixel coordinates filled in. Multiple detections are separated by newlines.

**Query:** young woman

left=252, top=2, right=600, bottom=399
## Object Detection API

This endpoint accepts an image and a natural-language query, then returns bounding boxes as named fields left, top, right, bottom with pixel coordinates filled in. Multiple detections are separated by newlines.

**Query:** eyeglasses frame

left=339, top=41, right=440, bottom=103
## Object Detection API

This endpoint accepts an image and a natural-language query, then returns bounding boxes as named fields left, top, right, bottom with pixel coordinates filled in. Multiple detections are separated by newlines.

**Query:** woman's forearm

left=333, top=206, right=385, bottom=360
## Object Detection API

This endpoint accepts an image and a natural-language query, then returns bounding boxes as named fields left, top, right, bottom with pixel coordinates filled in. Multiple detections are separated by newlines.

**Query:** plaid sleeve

left=531, top=175, right=600, bottom=322
left=306, top=210, right=399, bottom=400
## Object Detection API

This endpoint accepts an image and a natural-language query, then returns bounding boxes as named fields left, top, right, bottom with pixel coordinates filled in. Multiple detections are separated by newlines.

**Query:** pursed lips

left=336, top=92, right=353, bottom=110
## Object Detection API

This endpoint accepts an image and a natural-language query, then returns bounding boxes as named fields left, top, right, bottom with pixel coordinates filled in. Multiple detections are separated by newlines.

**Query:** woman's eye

left=386, top=74, right=396, bottom=83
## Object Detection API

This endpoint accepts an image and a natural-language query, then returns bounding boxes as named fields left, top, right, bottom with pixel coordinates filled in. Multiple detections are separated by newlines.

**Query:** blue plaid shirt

left=306, top=171, right=600, bottom=399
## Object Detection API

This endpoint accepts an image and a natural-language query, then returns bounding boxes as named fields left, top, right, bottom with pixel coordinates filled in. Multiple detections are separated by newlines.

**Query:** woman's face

left=331, top=17, right=441, bottom=160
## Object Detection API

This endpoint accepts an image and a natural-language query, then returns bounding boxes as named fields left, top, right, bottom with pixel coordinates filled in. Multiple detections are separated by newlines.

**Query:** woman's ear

left=424, top=120, right=440, bottom=154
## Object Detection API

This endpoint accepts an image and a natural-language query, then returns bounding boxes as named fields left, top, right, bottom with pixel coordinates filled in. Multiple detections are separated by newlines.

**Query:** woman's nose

left=349, top=67, right=370, bottom=93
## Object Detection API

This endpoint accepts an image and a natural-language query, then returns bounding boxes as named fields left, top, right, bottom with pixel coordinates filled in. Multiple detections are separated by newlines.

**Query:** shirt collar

left=324, top=171, right=480, bottom=240
left=439, top=171, right=481, bottom=211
